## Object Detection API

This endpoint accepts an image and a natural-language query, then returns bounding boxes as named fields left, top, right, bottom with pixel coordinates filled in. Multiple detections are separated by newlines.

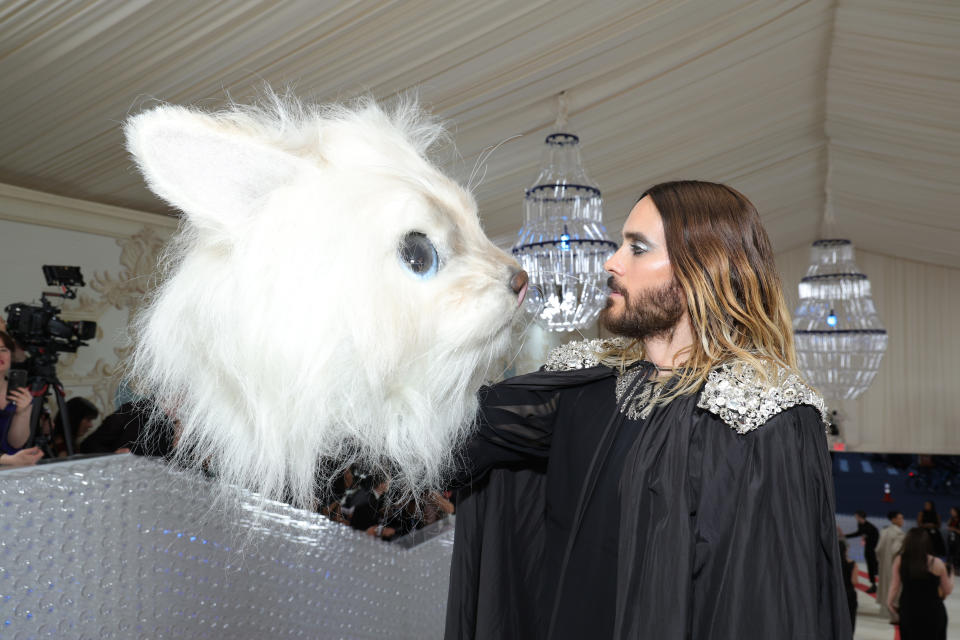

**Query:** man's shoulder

left=696, top=360, right=828, bottom=435
left=541, top=337, right=629, bottom=372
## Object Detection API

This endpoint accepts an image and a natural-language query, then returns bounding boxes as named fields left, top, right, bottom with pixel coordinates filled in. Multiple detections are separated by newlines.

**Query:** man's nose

left=604, top=253, right=620, bottom=275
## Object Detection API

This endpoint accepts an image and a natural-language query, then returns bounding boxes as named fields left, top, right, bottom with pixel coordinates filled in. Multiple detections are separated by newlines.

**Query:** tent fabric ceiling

left=826, top=0, right=960, bottom=268
left=0, top=0, right=956, bottom=267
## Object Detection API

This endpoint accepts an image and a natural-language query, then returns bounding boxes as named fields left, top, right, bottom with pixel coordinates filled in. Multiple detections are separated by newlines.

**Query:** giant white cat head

left=125, top=96, right=526, bottom=505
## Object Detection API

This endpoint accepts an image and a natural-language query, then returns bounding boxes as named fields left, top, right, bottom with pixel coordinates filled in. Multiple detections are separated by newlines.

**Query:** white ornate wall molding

left=0, top=182, right=177, bottom=238
left=57, top=227, right=169, bottom=415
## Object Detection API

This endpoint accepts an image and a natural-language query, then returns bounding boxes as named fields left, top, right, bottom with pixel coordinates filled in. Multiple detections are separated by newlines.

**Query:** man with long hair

left=446, top=181, right=851, bottom=639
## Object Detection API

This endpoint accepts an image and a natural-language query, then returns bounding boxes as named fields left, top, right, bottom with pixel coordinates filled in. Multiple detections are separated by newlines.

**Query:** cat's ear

left=125, top=105, right=311, bottom=230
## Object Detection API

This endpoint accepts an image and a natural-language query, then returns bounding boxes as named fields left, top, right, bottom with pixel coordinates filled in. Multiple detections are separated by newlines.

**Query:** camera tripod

left=23, top=356, right=75, bottom=459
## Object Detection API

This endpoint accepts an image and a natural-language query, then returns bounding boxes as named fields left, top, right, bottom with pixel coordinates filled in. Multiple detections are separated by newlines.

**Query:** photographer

left=0, top=331, right=42, bottom=466
left=3, top=265, right=97, bottom=460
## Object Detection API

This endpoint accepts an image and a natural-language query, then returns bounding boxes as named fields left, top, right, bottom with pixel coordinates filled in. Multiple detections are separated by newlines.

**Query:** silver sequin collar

left=542, top=339, right=660, bottom=421
left=696, top=362, right=829, bottom=434
left=541, top=341, right=828, bottom=431
left=542, top=338, right=629, bottom=372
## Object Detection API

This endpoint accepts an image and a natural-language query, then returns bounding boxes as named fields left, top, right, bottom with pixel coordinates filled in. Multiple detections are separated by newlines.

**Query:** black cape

left=445, top=364, right=851, bottom=639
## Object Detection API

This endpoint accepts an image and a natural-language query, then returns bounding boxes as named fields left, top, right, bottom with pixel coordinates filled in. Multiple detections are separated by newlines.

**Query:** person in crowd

left=317, top=463, right=358, bottom=516
left=947, top=506, right=960, bottom=570
left=315, top=463, right=357, bottom=523
left=0, top=320, right=27, bottom=364
left=53, top=396, right=100, bottom=454
left=918, top=499, right=947, bottom=557
left=427, top=490, right=456, bottom=520
left=876, top=510, right=906, bottom=621
left=77, top=400, right=176, bottom=457
left=320, top=470, right=455, bottom=539
left=0, top=446, right=43, bottom=466
left=839, top=538, right=858, bottom=634
left=846, top=510, right=880, bottom=593
left=350, top=474, right=391, bottom=536
left=887, top=527, right=953, bottom=640
left=0, top=330, right=41, bottom=466
left=36, top=407, right=53, bottom=439
left=330, top=464, right=357, bottom=504
left=381, top=496, right=423, bottom=540
left=40, top=407, right=70, bottom=459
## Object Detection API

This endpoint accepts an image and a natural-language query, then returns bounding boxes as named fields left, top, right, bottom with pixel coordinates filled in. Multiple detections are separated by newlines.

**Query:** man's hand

left=0, top=447, right=44, bottom=466
left=7, top=387, right=33, bottom=414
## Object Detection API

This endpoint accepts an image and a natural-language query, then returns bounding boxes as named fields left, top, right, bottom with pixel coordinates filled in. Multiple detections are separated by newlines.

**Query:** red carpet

left=856, top=568, right=901, bottom=639
left=854, top=568, right=876, bottom=598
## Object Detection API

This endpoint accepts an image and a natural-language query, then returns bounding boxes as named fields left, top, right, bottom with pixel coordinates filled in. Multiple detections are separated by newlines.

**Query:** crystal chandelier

left=513, top=94, right=617, bottom=331
left=793, top=239, right=888, bottom=400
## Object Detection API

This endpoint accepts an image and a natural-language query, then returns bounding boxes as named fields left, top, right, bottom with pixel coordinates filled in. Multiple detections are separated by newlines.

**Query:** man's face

left=600, top=196, right=685, bottom=339
left=855, top=514, right=865, bottom=524
left=893, top=514, right=904, bottom=527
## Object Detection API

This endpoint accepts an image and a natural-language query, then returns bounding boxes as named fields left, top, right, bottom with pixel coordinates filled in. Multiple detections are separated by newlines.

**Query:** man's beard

left=600, top=276, right=686, bottom=340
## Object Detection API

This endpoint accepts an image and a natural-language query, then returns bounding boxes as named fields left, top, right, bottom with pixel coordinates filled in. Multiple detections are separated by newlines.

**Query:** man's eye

left=399, top=232, right=439, bottom=279
left=630, top=242, right=648, bottom=256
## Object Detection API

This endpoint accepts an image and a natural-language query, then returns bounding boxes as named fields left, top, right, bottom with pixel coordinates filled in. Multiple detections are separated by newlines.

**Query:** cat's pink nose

left=510, top=269, right=528, bottom=305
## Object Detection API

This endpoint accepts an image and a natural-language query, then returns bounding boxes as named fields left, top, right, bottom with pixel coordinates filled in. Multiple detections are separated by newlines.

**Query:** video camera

left=3, top=266, right=97, bottom=458
left=4, top=266, right=97, bottom=357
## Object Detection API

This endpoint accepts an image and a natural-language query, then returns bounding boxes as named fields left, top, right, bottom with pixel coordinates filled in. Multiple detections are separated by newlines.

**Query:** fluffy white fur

left=125, top=95, right=522, bottom=506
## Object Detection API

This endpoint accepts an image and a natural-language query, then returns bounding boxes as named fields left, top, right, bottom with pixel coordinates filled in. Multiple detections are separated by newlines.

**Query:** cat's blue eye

left=399, top=232, right=439, bottom=279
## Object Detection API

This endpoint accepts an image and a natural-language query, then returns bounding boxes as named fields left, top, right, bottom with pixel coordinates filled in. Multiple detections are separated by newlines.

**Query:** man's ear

left=125, top=105, right=311, bottom=231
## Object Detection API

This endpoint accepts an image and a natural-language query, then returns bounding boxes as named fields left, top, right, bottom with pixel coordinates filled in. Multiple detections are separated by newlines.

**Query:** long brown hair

left=604, top=180, right=797, bottom=398
left=899, top=527, right=934, bottom=581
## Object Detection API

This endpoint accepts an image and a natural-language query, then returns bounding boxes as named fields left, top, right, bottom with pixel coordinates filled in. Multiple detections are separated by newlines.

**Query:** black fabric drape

left=446, top=366, right=612, bottom=639
left=445, top=366, right=852, bottom=640
left=616, top=400, right=850, bottom=639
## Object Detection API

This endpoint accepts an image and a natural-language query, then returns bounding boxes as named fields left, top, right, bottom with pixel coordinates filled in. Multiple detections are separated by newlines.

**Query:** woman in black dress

left=887, top=527, right=954, bottom=640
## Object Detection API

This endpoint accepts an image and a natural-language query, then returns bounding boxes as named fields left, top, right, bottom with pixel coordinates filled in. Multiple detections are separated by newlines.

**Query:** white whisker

left=467, top=134, right=521, bottom=192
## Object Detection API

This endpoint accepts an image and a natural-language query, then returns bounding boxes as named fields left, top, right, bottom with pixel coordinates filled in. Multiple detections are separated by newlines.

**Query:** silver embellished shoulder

left=542, top=338, right=629, bottom=372
left=696, top=362, right=829, bottom=434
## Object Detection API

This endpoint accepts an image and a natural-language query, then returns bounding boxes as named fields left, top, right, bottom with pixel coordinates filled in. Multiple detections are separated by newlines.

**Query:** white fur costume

left=125, top=96, right=523, bottom=505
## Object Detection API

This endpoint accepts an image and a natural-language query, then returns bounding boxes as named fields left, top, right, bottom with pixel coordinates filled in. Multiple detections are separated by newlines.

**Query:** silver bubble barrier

left=0, top=455, right=454, bottom=639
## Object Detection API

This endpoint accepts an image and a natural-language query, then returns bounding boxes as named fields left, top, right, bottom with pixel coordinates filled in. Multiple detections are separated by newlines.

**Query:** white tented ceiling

left=0, top=0, right=957, bottom=266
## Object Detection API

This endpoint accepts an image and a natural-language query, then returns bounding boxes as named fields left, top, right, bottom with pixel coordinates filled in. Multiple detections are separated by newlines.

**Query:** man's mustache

left=607, top=277, right=625, bottom=296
